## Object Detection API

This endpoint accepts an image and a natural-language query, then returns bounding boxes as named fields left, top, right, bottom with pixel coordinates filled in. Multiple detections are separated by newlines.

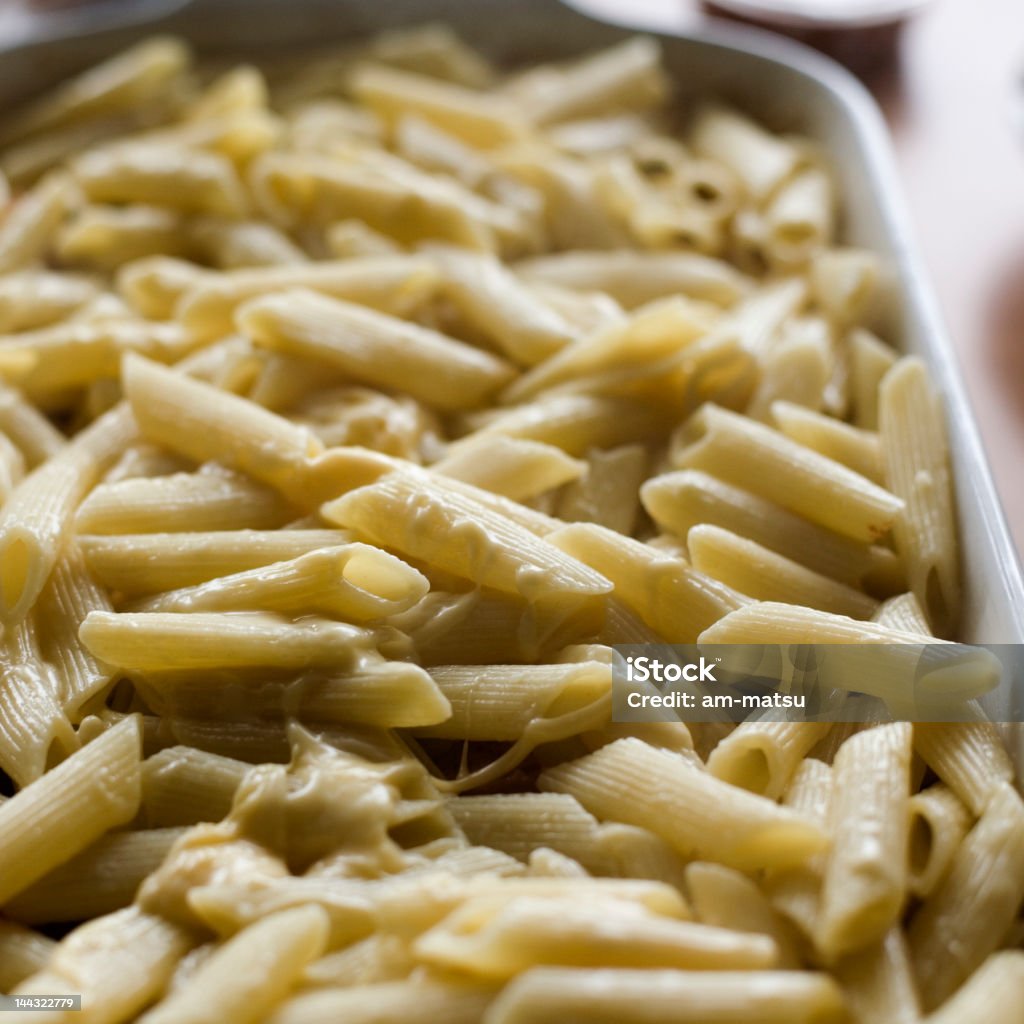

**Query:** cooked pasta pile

left=0, top=26, right=1020, bottom=1024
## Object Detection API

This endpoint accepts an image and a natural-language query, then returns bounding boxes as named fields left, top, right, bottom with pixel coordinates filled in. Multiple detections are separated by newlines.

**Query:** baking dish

left=1, top=0, right=1021, bottom=650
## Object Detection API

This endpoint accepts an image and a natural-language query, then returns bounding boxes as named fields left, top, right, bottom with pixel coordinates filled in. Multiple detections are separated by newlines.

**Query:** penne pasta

left=817, top=723, right=912, bottom=960
left=79, top=610, right=395, bottom=673
left=138, top=906, right=329, bottom=1024
left=879, top=356, right=960, bottom=635
left=4, top=827, right=185, bottom=925
left=548, top=521, right=745, bottom=643
left=672, top=404, right=903, bottom=543
left=240, top=288, right=516, bottom=412
left=78, top=529, right=348, bottom=594
left=906, top=783, right=971, bottom=899
left=131, top=543, right=428, bottom=621
left=640, top=469, right=885, bottom=589
left=486, top=967, right=844, bottom=1024
left=687, top=524, right=879, bottom=619
left=176, top=255, right=437, bottom=342
left=908, top=782, right=1024, bottom=1010
left=0, top=403, right=135, bottom=625
left=74, top=468, right=299, bottom=535
left=0, top=29, right=998, bottom=1023
left=541, top=738, right=827, bottom=871
left=0, top=716, right=142, bottom=905
left=0, top=921, right=56, bottom=993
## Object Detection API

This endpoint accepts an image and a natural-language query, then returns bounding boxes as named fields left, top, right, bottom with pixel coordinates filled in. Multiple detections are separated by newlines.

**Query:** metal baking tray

left=2, top=0, right=1022, bottom=646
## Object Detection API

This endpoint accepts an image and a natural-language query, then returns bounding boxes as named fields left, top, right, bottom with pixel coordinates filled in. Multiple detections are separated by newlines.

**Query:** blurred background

left=2, top=0, right=1023, bottom=559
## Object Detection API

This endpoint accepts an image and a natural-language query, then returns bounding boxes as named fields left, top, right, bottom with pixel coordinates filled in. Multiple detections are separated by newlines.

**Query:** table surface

left=577, top=0, right=1024, bottom=562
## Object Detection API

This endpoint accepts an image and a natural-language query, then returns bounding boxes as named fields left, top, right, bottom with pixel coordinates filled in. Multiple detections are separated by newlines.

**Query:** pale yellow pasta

left=672, top=404, right=903, bottom=543
left=912, top=721, right=1015, bottom=817
left=323, top=470, right=611, bottom=628
left=509, top=37, right=667, bottom=126
left=879, top=356, right=959, bottom=635
left=763, top=166, right=834, bottom=266
left=906, top=784, right=971, bottom=899
left=745, top=323, right=831, bottom=421
left=463, top=392, right=674, bottom=455
left=132, top=543, right=428, bottom=621
left=73, top=143, right=247, bottom=217
left=35, top=543, right=115, bottom=716
left=503, top=296, right=712, bottom=403
left=7, top=907, right=195, bottom=1024
left=0, top=172, right=79, bottom=274
left=0, top=382, right=67, bottom=467
left=923, top=951, right=1024, bottom=1024
left=0, top=403, right=135, bottom=624
left=432, top=246, right=574, bottom=365
left=0, top=37, right=190, bottom=147
left=415, top=893, right=776, bottom=978
left=817, top=723, right=912, bottom=960
left=325, top=218, right=404, bottom=258
left=176, top=255, right=436, bottom=342
left=683, top=862, right=801, bottom=968
left=74, top=468, right=299, bottom=534
left=0, top=269, right=98, bottom=332
left=705, top=720, right=832, bottom=801
left=555, top=443, right=647, bottom=536
left=687, top=524, right=879, bottom=619
left=548, top=521, right=744, bottom=643
left=0, top=319, right=191, bottom=404
left=138, top=905, right=329, bottom=1024
left=188, top=216, right=307, bottom=269
left=299, top=934, right=415, bottom=989
left=639, top=469, right=885, bottom=588
left=833, top=928, right=920, bottom=1024
left=417, top=661, right=609, bottom=740
left=849, top=328, right=897, bottom=430
left=115, top=256, right=208, bottom=318
left=79, top=610, right=392, bottom=672
left=872, top=591, right=931, bottom=635
left=0, top=616, right=74, bottom=787
left=486, top=967, right=844, bottom=1024
left=515, top=249, right=749, bottom=308
left=541, top=738, right=827, bottom=871
left=4, top=827, right=185, bottom=925
left=701, top=605, right=995, bottom=713
left=134, top=660, right=450, bottom=729
left=266, top=979, right=495, bottom=1024
left=692, top=104, right=802, bottom=201
left=0, top=430, right=25, bottom=503
left=250, top=150, right=525, bottom=252
left=432, top=435, right=584, bottom=502
left=55, top=204, right=192, bottom=270
left=240, top=288, right=516, bottom=412
left=0, top=28, right=997, bottom=1024
left=810, top=248, right=880, bottom=326
left=0, top=715, right=142, bottom=905
left=772, top=400, right=883, bottom=484
left=122, top=353, right=323, bottom=500
left=352, top=63, right=527, bottom=147
left=0, top=921, right=56, bottom=994
left=908, top=782, right=1024, bottom=1010
left=78, top=529, right=353, bottom=594
left=762, top=758, right=833, bottom=941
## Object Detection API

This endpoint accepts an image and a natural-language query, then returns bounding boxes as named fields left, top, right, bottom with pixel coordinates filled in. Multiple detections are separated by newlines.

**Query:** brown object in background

left=701, top=0, right=920, bottom=77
